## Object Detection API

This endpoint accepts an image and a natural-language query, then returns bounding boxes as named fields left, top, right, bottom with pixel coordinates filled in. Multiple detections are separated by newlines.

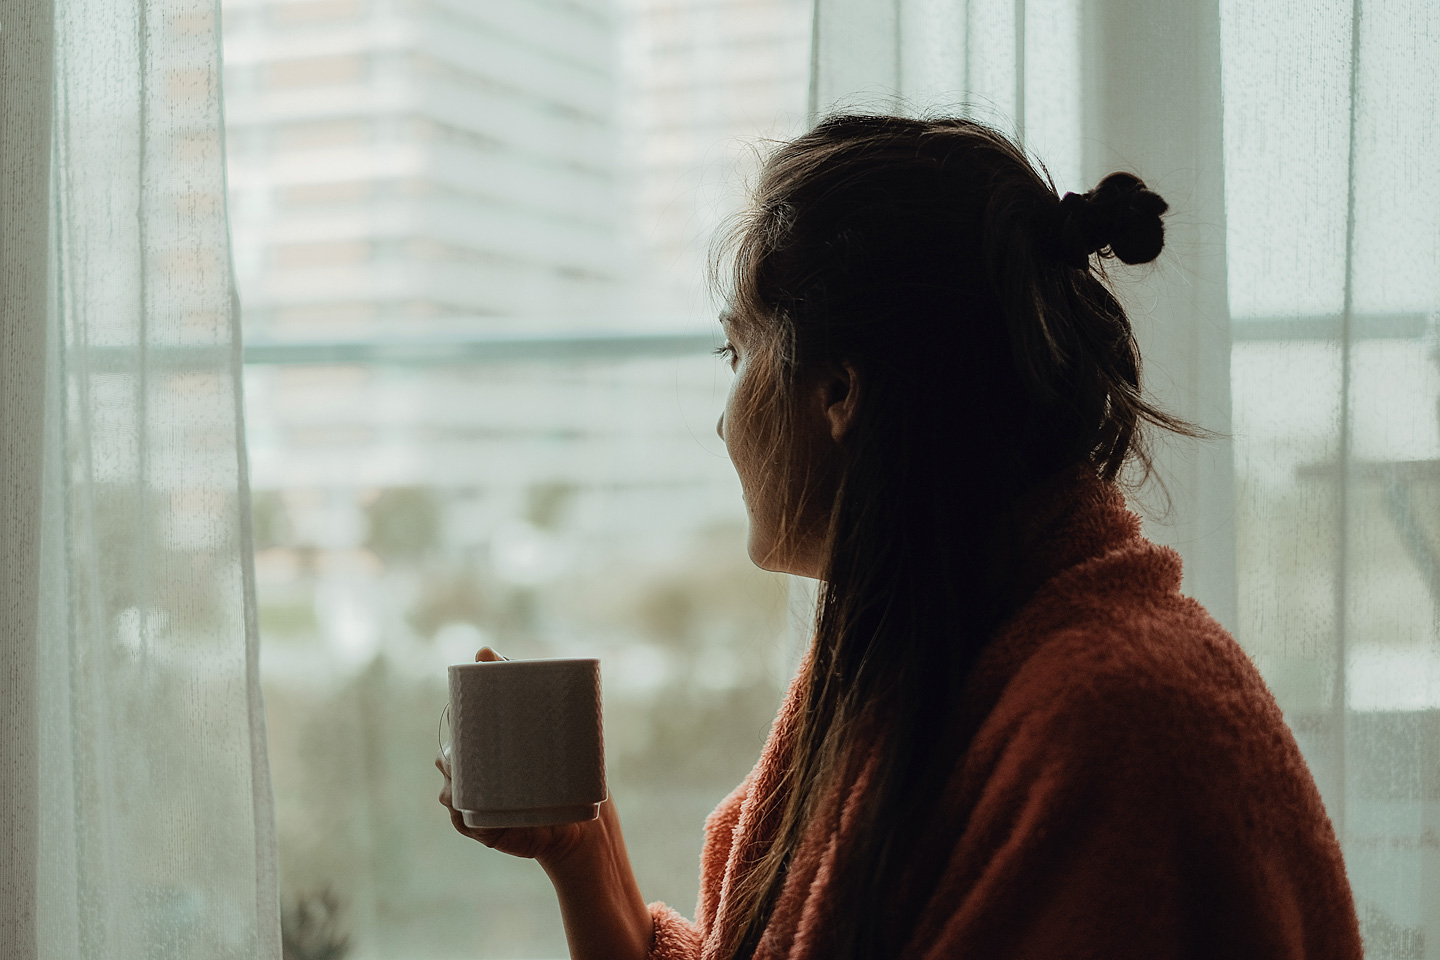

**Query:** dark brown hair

left=716, top=114, right=1194, bottom=960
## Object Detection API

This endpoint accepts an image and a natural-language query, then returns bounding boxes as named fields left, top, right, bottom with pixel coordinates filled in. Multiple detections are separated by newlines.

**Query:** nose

left=716, top=413, right=724, bottom=442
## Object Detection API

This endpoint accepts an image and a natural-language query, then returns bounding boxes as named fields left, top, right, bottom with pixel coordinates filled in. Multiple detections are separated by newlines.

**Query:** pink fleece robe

left=645, top=469, right=1363, bottom=960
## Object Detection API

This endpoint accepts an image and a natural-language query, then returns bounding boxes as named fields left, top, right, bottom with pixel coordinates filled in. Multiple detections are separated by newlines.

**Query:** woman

left=437, top=115, right=1363, bottom=960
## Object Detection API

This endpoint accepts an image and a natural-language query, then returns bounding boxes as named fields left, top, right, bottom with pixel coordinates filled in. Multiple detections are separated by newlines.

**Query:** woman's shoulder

left=991, top=516, right=1237, bottom=680
left=949, top=464, right=1300, bottom=797
left=917, top=536, right=1357, bottom=959
left=969, top=534, right=1301, bottom=811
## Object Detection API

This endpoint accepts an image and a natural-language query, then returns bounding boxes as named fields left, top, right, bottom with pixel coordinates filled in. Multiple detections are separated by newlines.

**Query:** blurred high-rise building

left=222, top=0, right=624, bottom=340
left=618, top=0, right=810, bottom=320
left=222, top=0, right=809, bottom=340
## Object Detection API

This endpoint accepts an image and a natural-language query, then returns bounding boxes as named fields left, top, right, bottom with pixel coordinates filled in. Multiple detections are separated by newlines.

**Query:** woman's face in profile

left=717, top=316, right=791, bottom=574
left=716, top=315, right=837, bottom=580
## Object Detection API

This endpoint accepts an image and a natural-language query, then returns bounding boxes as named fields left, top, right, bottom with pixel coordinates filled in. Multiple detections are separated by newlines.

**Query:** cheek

left=721, top=375, right=738, bottom=446
left=723, top=377, right=776, bottom=563
left=722, top=366, right=764, bottom=485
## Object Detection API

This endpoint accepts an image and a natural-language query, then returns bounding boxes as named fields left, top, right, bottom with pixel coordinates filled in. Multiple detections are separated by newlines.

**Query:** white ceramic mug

left=446, top=658, right=606, bottom=828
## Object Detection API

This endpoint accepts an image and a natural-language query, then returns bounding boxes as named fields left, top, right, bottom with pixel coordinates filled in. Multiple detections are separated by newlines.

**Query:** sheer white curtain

left=813, top=0, right=1440, bottom=953
left=0, top=0, right=280, bottom=955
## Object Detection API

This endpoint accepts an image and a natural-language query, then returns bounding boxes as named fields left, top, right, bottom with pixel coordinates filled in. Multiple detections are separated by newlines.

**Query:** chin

left=746, top=539, right=775, bottom=572
left=748, top=533, right=817, bottom=578
left=746, top=528, right=784, bottom=573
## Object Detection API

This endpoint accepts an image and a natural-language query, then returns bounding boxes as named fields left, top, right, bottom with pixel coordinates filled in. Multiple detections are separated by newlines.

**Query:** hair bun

left=1052, top=172, right=1168, bottom=268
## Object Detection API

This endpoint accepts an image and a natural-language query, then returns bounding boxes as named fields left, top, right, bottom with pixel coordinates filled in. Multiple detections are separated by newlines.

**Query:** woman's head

left=715, top=113, right=1180, bottom=578
left=715, top=115, right=1189, bottom=960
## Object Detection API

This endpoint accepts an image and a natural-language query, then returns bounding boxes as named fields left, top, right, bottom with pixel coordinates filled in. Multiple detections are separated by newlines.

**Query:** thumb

left=475, top=646, right=507, bottom=663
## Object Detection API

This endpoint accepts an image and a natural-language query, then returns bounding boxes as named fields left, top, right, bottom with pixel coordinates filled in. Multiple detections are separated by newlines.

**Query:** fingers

left=435, top=754, right=503, bottom=848
left=444, top=648, right=513, bottom=849
left=436, top=751, right=453, bottom=807
left=442, top=801, right=506, bottom=849
left=469, top=824, right=507, bottom=849
left=449, top=806, right=495, bottom=846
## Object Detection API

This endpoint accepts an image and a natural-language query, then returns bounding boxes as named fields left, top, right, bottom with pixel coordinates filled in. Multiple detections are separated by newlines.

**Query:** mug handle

left=439, top=652, right=509, bottom=756
left=438, top=702, right=452, bottom=758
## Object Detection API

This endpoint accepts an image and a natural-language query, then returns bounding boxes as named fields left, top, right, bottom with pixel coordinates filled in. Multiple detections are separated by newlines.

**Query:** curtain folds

left=1, top=0, right=56, bottom=954
left=812, top=0, right=1440, bottom=953
left=1, top=0, right=280, bottom=955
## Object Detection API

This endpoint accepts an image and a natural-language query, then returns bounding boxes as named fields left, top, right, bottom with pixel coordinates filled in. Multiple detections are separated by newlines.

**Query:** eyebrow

left=717, top=311, right=733, bottom=327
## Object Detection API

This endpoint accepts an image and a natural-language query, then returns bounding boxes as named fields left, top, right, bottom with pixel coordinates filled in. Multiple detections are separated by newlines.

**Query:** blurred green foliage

left=252, top=490, right=292, bottom=551
left=365, top=488, right=441, bottom=562
left=281, top=888, right=351, bottom=960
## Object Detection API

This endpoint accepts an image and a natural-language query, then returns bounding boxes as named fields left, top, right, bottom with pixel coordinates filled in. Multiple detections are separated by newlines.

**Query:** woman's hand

left=436, top=646, right=654, bottom=960
left=435, top=645, right=596, bottom=865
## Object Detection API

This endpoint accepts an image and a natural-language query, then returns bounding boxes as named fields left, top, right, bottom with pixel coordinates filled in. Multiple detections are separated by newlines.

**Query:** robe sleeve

left=914, top=626, right=1362, bottom=960
left=647, top=902, right=703, bottom=960
left=643, top=776, right=753, bottom=960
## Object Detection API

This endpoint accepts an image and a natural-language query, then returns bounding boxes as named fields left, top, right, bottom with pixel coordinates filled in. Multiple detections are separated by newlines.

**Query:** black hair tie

left=1050, top=172, right=1169, bottom=269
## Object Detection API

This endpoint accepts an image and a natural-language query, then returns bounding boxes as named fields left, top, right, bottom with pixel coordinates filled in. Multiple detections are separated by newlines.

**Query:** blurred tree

left=639, top=583, right=696, bottom=647
left=281, top=888, right=351, bottom=960
left=251, top=489, right=292, bottom=550
left=406, top=569, right=490, bottom=640
left=526, top=481, right=576, bottom=530
left=259, top=599, right=320, bottom=639
left=365, top=487, right=441, bottom=562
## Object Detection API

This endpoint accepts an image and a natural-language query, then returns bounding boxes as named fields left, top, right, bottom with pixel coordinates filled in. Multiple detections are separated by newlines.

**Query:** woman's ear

left=819, top=361, right=860, bottom=442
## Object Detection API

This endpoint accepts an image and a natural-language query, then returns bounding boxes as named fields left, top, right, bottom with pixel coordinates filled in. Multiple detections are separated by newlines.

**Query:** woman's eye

left=714, top=342, right=738, bottom=365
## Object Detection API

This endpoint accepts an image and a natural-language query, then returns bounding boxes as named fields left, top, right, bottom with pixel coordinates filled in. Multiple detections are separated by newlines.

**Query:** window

left=224, top=0, right=812, bottom=955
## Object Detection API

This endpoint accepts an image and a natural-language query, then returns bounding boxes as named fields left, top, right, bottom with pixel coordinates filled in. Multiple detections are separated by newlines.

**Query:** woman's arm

left=540, top=799, right=654, bottom=960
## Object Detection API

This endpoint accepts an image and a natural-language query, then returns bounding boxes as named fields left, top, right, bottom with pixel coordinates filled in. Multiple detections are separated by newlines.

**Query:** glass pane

left=1223, top=0, right=1440, bottom=947
left=222, top=0, right=811, bottom=956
